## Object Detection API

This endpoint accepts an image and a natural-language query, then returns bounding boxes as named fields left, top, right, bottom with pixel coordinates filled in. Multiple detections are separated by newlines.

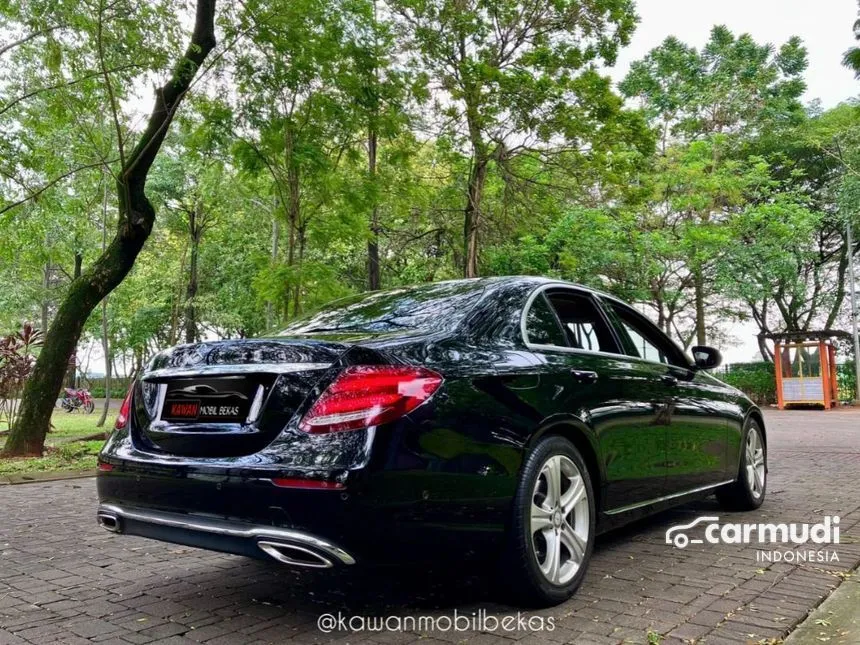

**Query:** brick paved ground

left=1, top=409, right=858, bottom=645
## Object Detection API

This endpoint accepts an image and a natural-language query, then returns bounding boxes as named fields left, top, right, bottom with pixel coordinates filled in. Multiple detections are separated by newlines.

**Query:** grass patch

left=0, top=440, right=104, bottom=475
left=0, top=412, right=110, bottom=476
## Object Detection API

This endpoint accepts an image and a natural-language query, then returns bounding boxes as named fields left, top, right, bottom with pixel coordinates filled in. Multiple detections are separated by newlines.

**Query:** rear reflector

left=97, top=462, right=113, bottom=472
left=299, top=365, right=443, bottom=434
left=271, top=477, right=344, bottom=490
left=114, top=385, right=134, bottom=430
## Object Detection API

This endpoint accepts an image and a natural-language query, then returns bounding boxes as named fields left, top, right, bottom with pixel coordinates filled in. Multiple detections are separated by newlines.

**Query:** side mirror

left=691, top=345, right=722, bottom=371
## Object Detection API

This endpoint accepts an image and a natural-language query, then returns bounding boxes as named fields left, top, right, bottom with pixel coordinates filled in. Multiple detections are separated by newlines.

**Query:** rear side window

left=524, top=294, right=567, bottom=347
left=545, top=291, right=619, bottom=354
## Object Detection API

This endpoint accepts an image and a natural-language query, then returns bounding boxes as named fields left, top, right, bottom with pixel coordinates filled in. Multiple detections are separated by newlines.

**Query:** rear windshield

left=279, top=281, right=485, bottom=335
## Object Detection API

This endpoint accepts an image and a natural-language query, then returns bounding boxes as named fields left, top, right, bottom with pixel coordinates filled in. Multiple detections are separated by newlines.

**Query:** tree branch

left=0, top=25, right=62, bottom=57
left=0, top=159, right=118, bottom=217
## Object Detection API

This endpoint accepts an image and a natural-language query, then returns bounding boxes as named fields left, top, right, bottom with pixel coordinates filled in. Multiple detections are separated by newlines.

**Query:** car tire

left=502, top=435, right=596, bottom=607
left=716, top=419, right=767, bottom=511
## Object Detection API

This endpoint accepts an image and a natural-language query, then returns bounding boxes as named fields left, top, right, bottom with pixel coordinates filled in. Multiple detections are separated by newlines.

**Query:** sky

left=610, top=0, right=859, bottom=111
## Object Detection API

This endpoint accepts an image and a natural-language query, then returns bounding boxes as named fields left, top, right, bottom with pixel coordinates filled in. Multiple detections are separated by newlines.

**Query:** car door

left=600, top=299, right=729, bottom=494
left=522, top=287, right=668, bottom=510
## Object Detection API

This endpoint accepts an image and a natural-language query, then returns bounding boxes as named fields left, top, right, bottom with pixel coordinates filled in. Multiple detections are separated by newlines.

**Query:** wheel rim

left=746, top=427, right=765, bottom=499
left=530, top=454, right=589, bottom=586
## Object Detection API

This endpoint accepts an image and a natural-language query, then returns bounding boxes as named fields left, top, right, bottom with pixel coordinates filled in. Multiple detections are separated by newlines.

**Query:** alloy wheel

left=530, top=454, right=589, bottom=585
left=746, top=427, right=765, bottom=499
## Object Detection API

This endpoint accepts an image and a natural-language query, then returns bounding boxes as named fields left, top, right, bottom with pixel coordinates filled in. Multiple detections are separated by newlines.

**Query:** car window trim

left=520, top=284, right=625, bottom=358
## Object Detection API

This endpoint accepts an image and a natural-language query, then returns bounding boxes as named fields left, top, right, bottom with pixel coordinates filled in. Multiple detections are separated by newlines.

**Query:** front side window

left=607, top=302, right=685, bottom=366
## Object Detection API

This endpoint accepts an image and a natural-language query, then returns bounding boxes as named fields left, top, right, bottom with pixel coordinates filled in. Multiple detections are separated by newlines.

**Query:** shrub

left=0, top=323, right=43, bottom=430
left=837, top=361, right=857, bottom=402
left=717, top=362, right=776, bottom=405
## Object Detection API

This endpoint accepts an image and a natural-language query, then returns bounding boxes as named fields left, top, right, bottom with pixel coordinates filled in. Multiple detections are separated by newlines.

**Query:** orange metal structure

left=767, top=332, right=847, bottom=410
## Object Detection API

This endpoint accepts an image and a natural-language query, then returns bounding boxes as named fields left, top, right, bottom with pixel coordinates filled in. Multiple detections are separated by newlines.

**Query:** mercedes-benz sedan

left=97, top=277, right=767, bottom=606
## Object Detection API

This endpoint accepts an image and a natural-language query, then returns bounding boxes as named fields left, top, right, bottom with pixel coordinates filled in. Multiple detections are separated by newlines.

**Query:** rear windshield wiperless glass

left=279, top=282, right=486, bottom=335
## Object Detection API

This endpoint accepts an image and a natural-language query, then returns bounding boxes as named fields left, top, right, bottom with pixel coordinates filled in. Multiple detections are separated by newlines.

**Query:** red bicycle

left=61, top=388, right=95, bottom=414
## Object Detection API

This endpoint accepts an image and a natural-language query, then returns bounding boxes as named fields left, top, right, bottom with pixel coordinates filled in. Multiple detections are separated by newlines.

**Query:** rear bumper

left=96, top=502, right=356, bottom=568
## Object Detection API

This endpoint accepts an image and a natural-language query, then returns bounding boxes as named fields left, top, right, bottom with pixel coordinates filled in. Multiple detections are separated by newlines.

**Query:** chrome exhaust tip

left=257, top=540, right=335, bottom=568
left=97, top=512, right=121, bottom=533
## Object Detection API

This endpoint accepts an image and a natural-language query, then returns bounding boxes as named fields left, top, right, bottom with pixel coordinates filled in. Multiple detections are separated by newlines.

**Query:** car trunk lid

left=133, top=339, right=345, bottom=458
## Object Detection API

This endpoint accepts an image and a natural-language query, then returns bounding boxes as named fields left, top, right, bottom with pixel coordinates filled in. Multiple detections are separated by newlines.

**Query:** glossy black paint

left=98, top=277, right=763, bottom=562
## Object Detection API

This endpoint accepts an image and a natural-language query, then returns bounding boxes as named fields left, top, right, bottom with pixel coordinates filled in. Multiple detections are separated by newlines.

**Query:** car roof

left=439, top=276, right=617, bottom=301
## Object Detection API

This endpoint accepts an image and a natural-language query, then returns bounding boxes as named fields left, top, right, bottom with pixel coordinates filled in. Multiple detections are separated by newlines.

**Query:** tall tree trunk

left=825, top=238, right=853, bottom=329
left=63, top=253, right=84, bottom=388
left=367, top=127, right=380, bottom=291
left=97, top=175, right=112, bottom=429
left=285, top=126, right=300, bottom=318
left=40, top=261, right=50, bottom=333
left=2, top=0, right=216, bottom=457
left=463, top=156, right=487, bottom=278
left=96, top=301, right=111, bottom=429
left=693, top=268, right=706, bottom=346
left=292, top=226, right=306, bottom=316
left=184, top=205, right=200, bottom=344
left=266, top=214, right=279, bottom=329
left=757, top=334, right=773, bottom=363
left=168, top=247, right=188, bottom=345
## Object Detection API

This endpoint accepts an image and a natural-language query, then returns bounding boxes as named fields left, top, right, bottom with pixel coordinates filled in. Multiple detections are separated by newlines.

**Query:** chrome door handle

left=570, top=370, right=599, bottom=384
left=661, top=374, right=679, bottom=386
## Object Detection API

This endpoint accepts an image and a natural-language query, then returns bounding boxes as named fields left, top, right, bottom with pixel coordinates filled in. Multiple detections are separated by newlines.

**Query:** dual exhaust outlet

left=97, top=507, right=347, bottom=569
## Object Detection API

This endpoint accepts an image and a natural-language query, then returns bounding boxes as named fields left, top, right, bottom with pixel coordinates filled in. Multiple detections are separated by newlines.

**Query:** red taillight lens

left=271, top=478, right=344, bottom=490
left=114, top=385, right=134, bottom=430
left=299, top=365, right=443, bottom=434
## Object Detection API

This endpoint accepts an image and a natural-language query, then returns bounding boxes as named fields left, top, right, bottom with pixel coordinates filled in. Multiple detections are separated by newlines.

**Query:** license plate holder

left=160, top=377, right=255, bottom=424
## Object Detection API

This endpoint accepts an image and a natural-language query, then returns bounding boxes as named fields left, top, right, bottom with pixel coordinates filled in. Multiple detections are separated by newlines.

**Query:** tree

left=339, top=0, right=417, bottom=291
left=621, top=26, right=808, bottom=344
left=2, top=0, right=217, bottom=457
left=228, top=0, right=359, bottom=320
left=390, top=0, right=640, bottom=277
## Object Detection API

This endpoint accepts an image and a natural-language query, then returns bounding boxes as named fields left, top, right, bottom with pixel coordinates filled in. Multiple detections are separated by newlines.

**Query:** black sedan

left=97, top=277, right=767, bottom=606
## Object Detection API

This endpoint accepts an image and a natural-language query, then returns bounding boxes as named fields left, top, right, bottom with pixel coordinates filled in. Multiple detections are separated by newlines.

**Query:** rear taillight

left=271, top=477, right=344, bottom=490
left=299, top=365, right=443, bottom=434
left=114, top=385, right=134, bottom=430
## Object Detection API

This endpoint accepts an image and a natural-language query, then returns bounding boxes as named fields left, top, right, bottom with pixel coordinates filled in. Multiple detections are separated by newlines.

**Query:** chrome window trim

left=520, top=283, right=694, bottom=371
left=142, top=363, right=331, bottom=380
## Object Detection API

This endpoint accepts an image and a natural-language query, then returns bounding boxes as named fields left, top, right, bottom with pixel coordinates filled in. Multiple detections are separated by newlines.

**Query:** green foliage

left=0, top=1, right=859, bottom=392
left=0, top=324, right=43, bottom=431
left=837, top=361, right=857, bottom=402
left=718, top=362, right=777, bottom=405
left=621, top=26, right=807, bottom=140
